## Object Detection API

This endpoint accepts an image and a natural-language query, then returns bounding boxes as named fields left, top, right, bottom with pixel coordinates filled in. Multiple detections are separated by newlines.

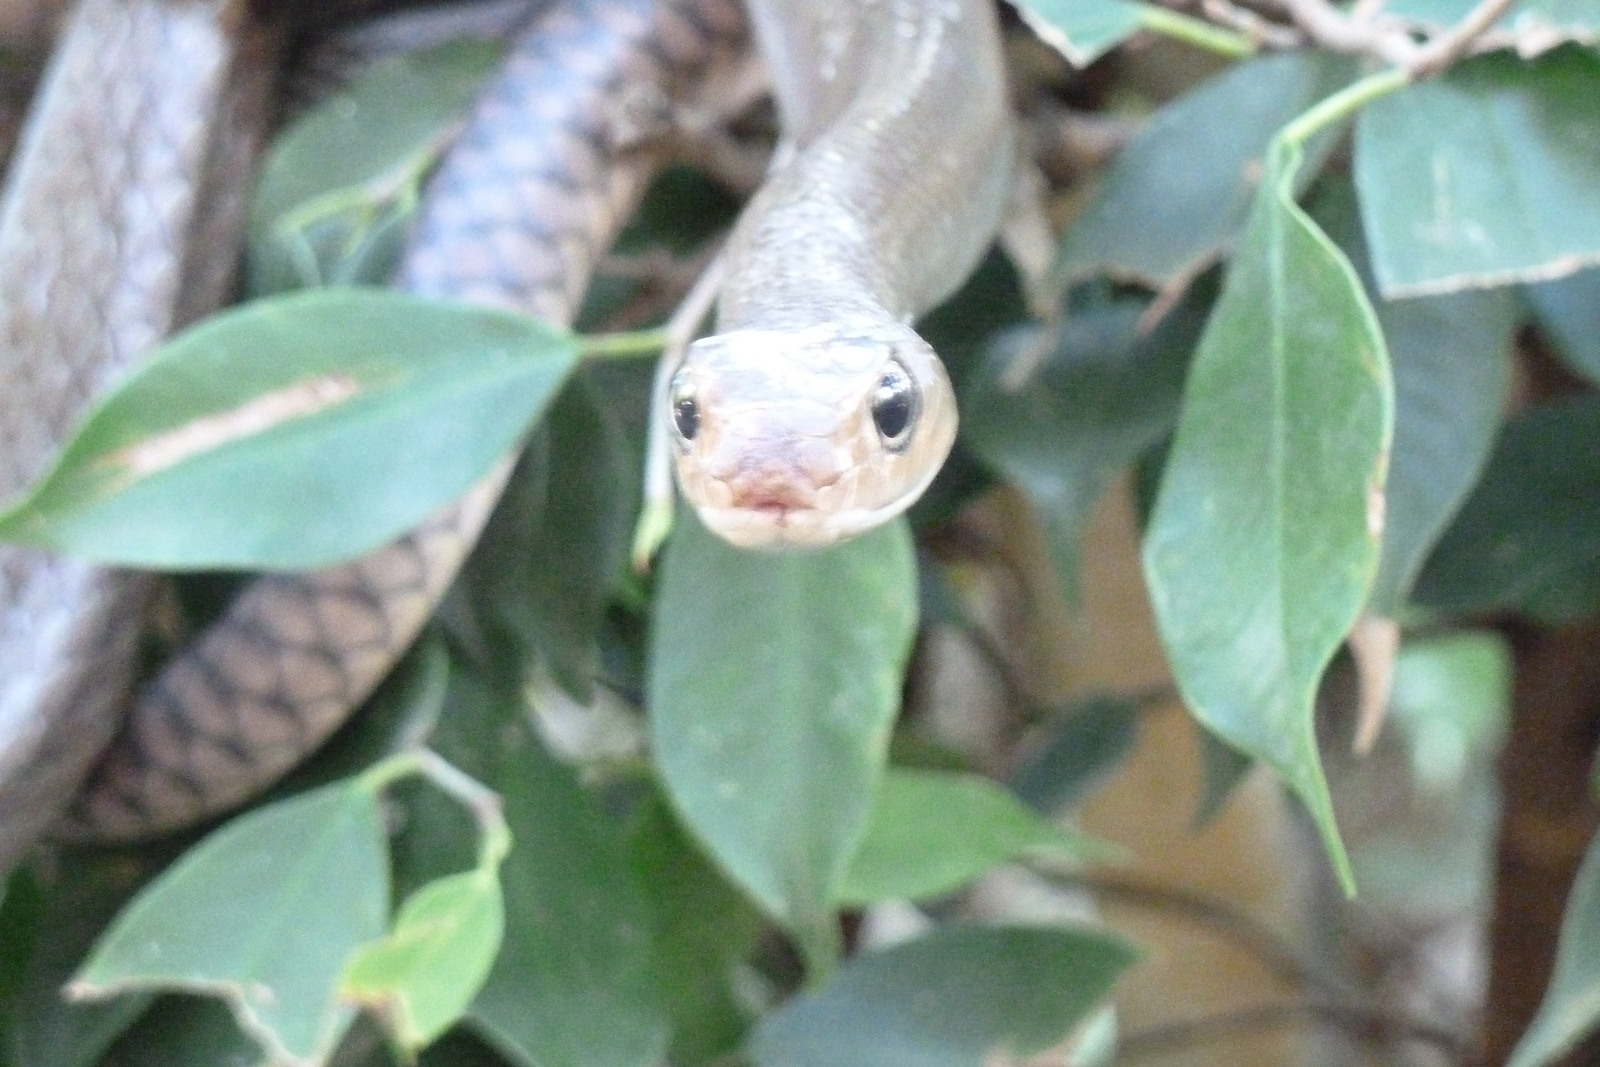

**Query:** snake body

left=0, top=0, right=278, bottom=870
left=668, top=0, right=1015, bottom=548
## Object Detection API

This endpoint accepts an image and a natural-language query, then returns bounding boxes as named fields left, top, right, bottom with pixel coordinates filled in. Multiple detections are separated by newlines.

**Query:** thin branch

left=1198, top=0, right=1305, bottom=48
left=1275, top=0, right=1419, bottom=64
left=1407, top=0, right=1521, bottom=75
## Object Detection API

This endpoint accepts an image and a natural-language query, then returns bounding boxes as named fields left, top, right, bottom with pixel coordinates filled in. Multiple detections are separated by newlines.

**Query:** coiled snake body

left=0, top=0, right=1011, bottom=868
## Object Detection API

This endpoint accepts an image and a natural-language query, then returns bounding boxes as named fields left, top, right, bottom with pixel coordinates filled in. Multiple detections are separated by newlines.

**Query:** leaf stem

left=1137, top=6, right=1259, bottom=56
left=578, top=327, right=669, bottom=361
left=357, top=749, right=511, bottom=869
left=1278, top=67, right=1409, bottom=148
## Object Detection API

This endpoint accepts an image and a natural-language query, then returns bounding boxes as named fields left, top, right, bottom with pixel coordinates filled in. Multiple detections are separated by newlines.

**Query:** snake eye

left=871, top=360, right=917, bottom=452
left=670, top=369, right=699, bottom=445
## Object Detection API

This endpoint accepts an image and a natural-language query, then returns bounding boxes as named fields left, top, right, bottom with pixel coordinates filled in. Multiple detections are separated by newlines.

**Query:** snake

left=0, top=0, right=1012, bottom=868
left=666, top=0, right=1015, bottom=548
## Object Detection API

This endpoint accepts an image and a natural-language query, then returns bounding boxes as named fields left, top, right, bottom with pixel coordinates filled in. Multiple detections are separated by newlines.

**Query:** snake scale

left=0, top=0, right=1012, bottom=867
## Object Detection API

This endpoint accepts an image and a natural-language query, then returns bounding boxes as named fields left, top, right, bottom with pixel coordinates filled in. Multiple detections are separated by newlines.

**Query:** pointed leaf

left=838, top=769, right=1111, bottom=906
left=1053, top=52, right=1355, bottom=292
left=69, top=781, right=389, bottom=1067
left=342, top=870, right=505, bottom=1052
left=648, top=512, right=917, bottom=969
left=1143, top=131, right=1394, bottom=893
left=748, top=925, right=1138, bottom=1067
left=0, top=289, right=578, bottom=569
left=1354, top=49, right=1600, bottom=297
left=1509, top=829, right=1600, bottom=1066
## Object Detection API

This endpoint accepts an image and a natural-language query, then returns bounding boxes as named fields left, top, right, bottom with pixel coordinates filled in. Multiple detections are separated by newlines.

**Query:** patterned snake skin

left=0, top=0, right=278, bottom=872
left=0, top=0, right=746, bottom=859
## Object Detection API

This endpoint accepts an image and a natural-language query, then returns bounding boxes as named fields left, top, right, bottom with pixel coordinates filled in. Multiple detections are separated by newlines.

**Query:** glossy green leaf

left=1310, top=178, right=1517, bottom=615
left=343, top=870, right=505, bottom=1052
left=1013, top=0, right=1147, bottom=66
left=747, top=924, right=1138, bottom=1067
left=1509, top=829, right=1600, bottom=1065
left=69, top=782, right=389, bottom=1066
left=464, top=377, right=631, bottom=700
left=1385, top=0, right=1600, bottom=53
left=962, top=291, right=1206, bottom=601
left=1053, top=52, right=1355, bottom=292
left=628, top=792, right=765, bottom=1066
left=248, top=40, right=504, bottom=295
left=1416, top=395, right=1600, bottom=620
left=1008, top=694, right=1146, bottom=814
left=418, top=664, right=668, bottom=1067
left=1143, top=131, right=1393, bottom=894
left=1354, top=48, right=1600, bottom=298
left=0, top=289, right=577, bottom=570
left=838, top=769, right=1109, bottom=906
left=649, top=512, right=917, bottom=970
left=1528, top=267, right=1600, bottom=384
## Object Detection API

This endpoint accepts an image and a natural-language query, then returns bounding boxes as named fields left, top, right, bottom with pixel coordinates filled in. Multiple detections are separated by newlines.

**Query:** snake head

left=667, top=321, right=957, bottom=549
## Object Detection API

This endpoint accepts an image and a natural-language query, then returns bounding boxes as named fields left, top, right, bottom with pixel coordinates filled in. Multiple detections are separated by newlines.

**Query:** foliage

left=4, top=1, right=1600, bottom=1064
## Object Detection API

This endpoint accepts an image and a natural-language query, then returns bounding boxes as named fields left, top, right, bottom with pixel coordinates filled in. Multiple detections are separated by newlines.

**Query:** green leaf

left=747, top=924, right=1138, bottom=1067
left=1013, top=0, right=1148, bottom=66
left=69, top=781, right=390, bottom=1066
left=1008, top=694, right=1146, bottom=814
left=418, top=664, right=668, bottom=1067
left=648, top=512, right=917, bottom=970
left=1527, top=267, right=1600, bottom=384
left=1142, top=130, right=1393, bottom=894
left=1509, top=829, right=1600, bottom=1065
left=962, top=291, right=1206, bottom=602
left=1309, top=177, right=1517, bottom=615
left=627, top=792, right=765, bottom=1066
left=1416, top=395, right=1600, bottom=621
left=248, top=39, right=504, bottom=295
left=1354, top=48, right=1600, bottom=297
left=838, top=769, right=1110, bottom=906
left=1053, top=52, right=1355, bottom=292
left=0, top=289, right=578, bottom=570
left=464, top=377, right=631, bottom=700
left=342, top=870, right=505, bottom=1052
